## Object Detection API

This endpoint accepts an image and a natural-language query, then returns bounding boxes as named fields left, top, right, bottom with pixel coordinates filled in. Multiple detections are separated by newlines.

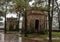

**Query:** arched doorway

left=35, top=20, right=39, bottom=32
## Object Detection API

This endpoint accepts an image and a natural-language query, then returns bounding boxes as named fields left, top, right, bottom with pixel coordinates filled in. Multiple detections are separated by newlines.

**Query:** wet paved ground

left=0, top=30, right=60, bottom=42
left=0, top=30, right=22, bottom=42
left=0, top=30, right=48, bottom=42
left=4, top=34, right=19, bottom=42
left=0, top=30, right=36, bottom=42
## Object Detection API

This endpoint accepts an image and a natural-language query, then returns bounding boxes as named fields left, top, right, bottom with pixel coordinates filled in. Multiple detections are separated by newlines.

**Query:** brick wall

left=27, top=10, right=47, bottom=33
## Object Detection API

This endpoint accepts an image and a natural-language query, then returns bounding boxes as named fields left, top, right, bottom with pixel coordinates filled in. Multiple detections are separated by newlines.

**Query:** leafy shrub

left=40, top=28, right=48, bottom=34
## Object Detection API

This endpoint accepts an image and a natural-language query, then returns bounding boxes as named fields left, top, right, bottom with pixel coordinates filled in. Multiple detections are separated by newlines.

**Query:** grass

left=25, top=33, right=48, bottom=38
left=21, top=32, right=60, bottom=42
left=52, top=40, right=60, bottom=42
left=37, top=40, right=60, bottom=42
left=52, top=32, right=60, bottom=37
left=22, top=32, right=60, bottom=38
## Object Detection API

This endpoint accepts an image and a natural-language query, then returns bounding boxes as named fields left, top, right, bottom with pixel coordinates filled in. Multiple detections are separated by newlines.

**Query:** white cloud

left=29, top=0, right=35, bottom=6
left=6, top=12, right=17, bottom=18
left=20, top=17, right=23, bottom=21
left=57, top=0, right=60, bottom=3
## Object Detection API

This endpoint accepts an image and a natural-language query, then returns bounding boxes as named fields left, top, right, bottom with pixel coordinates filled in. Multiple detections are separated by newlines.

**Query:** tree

left=31, top=0, right=48, bottom=11
left=55, top=0, right=60, bottom=30
left=12, top=0, right=30, bottom=12
left=0, top=0, right=5, bottom=16
left=12, top=0, right=30, bottom=36
left=48, top=0, right=54, bottom=42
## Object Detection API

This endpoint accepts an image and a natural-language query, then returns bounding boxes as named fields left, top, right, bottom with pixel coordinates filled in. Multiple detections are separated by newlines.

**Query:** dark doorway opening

left=35, top=20, right=39, bottom=30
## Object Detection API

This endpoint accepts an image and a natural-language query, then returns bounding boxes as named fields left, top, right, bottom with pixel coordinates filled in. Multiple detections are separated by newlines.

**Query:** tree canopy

left=12, top=0, right=30, bottom=12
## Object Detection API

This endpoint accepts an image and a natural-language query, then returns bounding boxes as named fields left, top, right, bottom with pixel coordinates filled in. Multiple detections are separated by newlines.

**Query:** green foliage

left=40, top=29, right=48, bottom=34
left=31, top=6, right=48, bottom=11
left=0, top=0, right=5, bottom=16
left=38, top=7, right=48, bottom=11
left=32, top=0, right=45, bottom=7
left=29, top=0, right=32, bottom=2
left=0, top=11, right=5, bottom=16
left=29, top=27, right=35, bottom=33
left=12, top=0, right=29, bottom=8
left=12, top=0, right=30, bottom=13
left=34, top=0, right=45, bottom=4
left=37, top=0, right=45, bottom=4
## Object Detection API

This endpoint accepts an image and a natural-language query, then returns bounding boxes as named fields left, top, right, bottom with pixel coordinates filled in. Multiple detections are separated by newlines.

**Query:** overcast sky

left=29, top=0, right=35, bottom=6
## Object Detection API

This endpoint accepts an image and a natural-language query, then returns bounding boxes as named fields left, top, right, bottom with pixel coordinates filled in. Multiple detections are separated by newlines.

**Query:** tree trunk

left=48, top=0, right=54, bottom=42
left=24, top=11, right=27, bottom=37
left=5, top=0, right=7, bottom=33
